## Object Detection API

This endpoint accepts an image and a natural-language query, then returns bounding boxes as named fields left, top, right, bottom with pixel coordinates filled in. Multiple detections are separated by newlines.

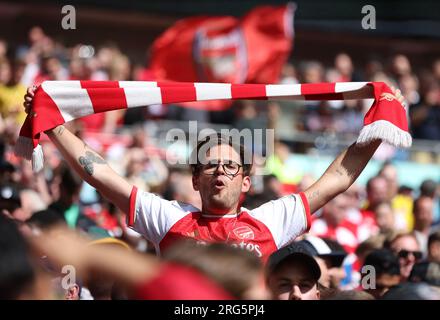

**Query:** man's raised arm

left=304, top=139, right=381, bottom=214
left=24, top=86, right=132, bottom=214
left=303, top=86, right=405, bottom=214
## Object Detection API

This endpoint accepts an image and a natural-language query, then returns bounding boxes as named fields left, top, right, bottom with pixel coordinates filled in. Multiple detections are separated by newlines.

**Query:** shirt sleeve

left=249, top=192, right=311, bottom=248
left=127, top=186, right=189, bottom=245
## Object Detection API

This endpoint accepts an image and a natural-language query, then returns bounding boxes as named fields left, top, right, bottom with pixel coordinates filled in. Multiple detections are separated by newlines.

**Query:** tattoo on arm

left=335, top=168, right=344, bottom=177
left=78, top=151, right=106, bottom=176
left=54, top=125, right=65, bottom=136
left=309, top=190, right=320, bottom=200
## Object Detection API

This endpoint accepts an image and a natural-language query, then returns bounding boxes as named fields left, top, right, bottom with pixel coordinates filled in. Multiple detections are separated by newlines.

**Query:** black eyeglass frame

left=199, top=160, right=243, bottom=177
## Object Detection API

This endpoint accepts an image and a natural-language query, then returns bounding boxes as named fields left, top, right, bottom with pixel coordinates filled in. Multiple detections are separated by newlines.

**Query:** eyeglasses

left=397, top=250, right=423, bottom=260
left=200, top=160, right=242, bottom=176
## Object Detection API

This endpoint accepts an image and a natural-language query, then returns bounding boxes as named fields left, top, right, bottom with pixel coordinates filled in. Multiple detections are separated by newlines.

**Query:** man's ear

left=241, top=176, right=251, bottom=193
left=65, top=284, right=80, bottom=300
left=192, top=174, right=199, bottom=191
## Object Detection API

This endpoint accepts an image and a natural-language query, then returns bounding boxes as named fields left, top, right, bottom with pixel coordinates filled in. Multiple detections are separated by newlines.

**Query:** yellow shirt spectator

left=0, top=83, right=27, bottom=125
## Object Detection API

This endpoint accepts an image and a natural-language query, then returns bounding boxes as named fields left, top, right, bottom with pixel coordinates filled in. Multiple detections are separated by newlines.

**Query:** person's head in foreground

left=190, top=133, right=252, bottom=215
left=266, top=241, right=322, bottom=300
left=324, top=290, right=375, bottom=300
left=0, top=213, right=52, bottom=299
left=409, top=261, right=440, bottom=288
left=381, top=282, right=440, bottom=300
left=163, top=240, right=270, bottom=300
left=362, top=248, right=401, bottom=299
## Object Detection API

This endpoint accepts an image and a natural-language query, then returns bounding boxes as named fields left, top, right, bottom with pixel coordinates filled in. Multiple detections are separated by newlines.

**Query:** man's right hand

left=23, top=85, right=37, bottom=115
left=23, top=83, right=133, bottom=214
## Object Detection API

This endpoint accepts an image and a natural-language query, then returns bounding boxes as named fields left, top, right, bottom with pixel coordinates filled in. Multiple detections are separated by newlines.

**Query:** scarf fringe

left=14, top=137, right=44, bottom=172
left=356, top=120, right=412, bottom=148
left=31, top=144, right=44, bottom=172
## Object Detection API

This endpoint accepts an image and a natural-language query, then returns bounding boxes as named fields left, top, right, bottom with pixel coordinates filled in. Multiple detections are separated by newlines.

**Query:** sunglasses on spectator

left=397, top=250, right=423, bottom=260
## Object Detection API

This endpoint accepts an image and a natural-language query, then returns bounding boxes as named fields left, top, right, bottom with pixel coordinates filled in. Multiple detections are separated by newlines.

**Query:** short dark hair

left=190, top=133, right=253, bottom=177
left=428, top=231, right=440, bottom=248
left=363, top=249, right=400, bottom=276
left=420, top=179, right=437, bottom=198
left=26, top=209, right=66, bottom=230
left=325, top=290, right=375, bottom=300
left=0, top=214, right=35, bottom=299
left=164, top=240, right=262, bottom=299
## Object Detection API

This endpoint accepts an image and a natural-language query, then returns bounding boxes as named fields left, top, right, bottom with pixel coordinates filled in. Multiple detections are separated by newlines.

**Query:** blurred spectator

left=362, top=248, right=401, bottom=299
left=382, top=282, right=440, bottom=300
left=0, top=214, right=52, bottom=299
left=420, top=179, right=440, bottom=225
left=345, top=184, right=378, bottom=242
left=299, top=236, right=348, bottom=290
left=365, top=175, right=389, bottom=210
left=355, top=234, right=387, bottom=268
left=0, top=59, right=27, bottom=129
left=399, top=73, right=420, bottom=106
left=409, top=261, right=440, bottom=287
left=410, top=82, right=440, bottom=141
left=310, top=194, right=358, bottom=254
left=412, top=196, right=434, bottom=255
left=280, top=62, right=298, bottom=84
left=48, top=162, right=97, bottom=232
left=325, top=290, right=375, bottom=300
left=334, top=53, right=355, bottom=82
left=385, top=232, right=422, bottom=281
left=428, top=231, right=440, bottom=264
left=390, top=54, right=412, bottom=80
left=379, top=163, right=414, bottom=232
left=373, top=201, right=396, bottom=235
left=265, top=141, right=303, bottom=188
left=26, top=209, right=66, bottom=231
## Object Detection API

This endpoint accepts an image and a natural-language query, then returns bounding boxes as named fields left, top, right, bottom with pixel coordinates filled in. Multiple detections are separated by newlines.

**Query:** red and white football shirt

left=127, top=187, right=311, bottom=261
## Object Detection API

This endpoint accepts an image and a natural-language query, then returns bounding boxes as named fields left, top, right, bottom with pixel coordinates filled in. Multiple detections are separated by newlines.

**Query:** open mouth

left=214, top=179, right=226, bottom=189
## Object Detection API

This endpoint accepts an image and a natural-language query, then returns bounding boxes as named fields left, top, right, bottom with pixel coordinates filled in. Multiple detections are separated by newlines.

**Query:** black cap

left=267, top=241, right=321, bottom=281
left=409, top=261, right=440, bottom=287
left=0, top=159, right=16, bottom=173
left=363, top=248, right=400, bottom=276
left=301, top=236, right=347, bottom=268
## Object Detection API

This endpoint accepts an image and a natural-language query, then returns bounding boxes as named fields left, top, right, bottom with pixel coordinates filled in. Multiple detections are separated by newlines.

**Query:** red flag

left=151, top=3, right=295, bottom=85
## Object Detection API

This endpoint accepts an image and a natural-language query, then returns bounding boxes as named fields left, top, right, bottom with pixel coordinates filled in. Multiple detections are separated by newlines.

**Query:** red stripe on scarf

left=301, top=82, right=344, bottom=100
left=160, top=86, right=197, bottom=104
left=86, top=88, right=128, bottom=113
left=231, top=84, right=267, bottom=99
left=32, top=87, right=65, bottom=138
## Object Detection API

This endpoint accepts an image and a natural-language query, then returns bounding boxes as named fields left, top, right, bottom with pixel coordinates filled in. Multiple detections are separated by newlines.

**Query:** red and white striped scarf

left=15, top=80, right=412, bottom=171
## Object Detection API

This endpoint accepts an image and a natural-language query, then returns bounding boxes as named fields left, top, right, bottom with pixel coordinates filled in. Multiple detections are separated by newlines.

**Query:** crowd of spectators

left=1, top=26, right=440, bottom=300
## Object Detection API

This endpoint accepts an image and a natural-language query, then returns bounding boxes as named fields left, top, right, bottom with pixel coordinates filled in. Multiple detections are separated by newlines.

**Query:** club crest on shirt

left=233, top=226, right=255, bottom=240
left=186, top=229, right=200, bottom=238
